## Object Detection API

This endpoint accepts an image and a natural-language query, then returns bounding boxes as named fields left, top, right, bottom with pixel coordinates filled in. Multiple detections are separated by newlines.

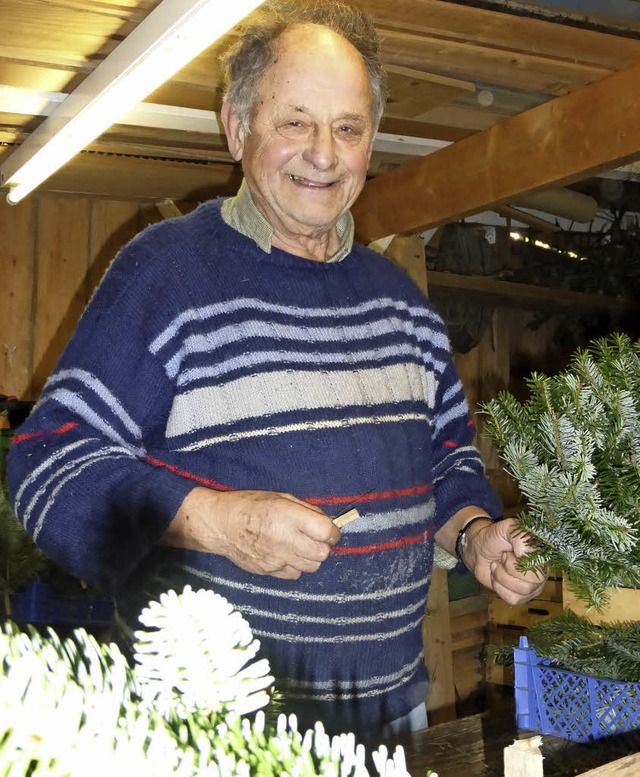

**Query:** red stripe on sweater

left=443, top=441, right=458, bottom=448
left=143, top=458, right=432, bottom=508
left=145, top=456, right=235, bottom=491
left=12, top=421, right=78, bottom=444
left=330, top=528, right=432, bottom=556
left=307, top=484, right=432, bottom=507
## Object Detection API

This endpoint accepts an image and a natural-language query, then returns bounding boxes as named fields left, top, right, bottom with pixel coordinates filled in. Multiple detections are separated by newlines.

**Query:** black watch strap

left=454, top=516, right=497, bottom=564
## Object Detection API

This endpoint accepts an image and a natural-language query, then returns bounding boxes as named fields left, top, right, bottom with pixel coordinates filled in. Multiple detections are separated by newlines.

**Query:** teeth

left=288, top=174, right=333, bottom=188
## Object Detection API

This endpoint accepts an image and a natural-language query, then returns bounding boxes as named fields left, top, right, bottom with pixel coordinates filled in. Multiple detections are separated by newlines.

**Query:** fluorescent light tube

left=0, top=0, right=263, bottom=204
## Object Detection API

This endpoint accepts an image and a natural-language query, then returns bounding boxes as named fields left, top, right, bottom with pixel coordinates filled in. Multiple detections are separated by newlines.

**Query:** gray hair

left=220, top=1, right=387, bottom=131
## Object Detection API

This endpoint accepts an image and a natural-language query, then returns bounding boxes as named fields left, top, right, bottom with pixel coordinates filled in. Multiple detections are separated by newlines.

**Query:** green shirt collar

left=221, top=179, right=355, bottom=263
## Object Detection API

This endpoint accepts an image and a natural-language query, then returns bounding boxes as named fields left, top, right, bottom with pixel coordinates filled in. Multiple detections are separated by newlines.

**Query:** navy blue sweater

left=8, top=200, right=500, bottom=735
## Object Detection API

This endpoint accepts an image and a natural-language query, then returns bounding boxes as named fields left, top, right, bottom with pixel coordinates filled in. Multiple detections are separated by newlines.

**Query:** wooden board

left=16, top=153, right=242, bottom=202
left=423, top=567, right=456, bottom=723
left=385, top=64, right=475, bottom=118
left=578, top=753, right=640, bottom=776
left=31, top=195, right=91, bottom=395
left=0, top=195, right=35, bottom=398
left=380, top=28, right=609, bottom=96
left=351, top=0, right=640, bottom=74
left=450, top=594, right=490, bottom=703
left=427, top=271, right=640, bottom=314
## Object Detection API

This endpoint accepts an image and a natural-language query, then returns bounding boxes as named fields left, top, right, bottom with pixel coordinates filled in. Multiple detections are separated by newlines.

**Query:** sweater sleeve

left=6, top=235, right=196, bottom=594
left=426, top=315, right=502, bottom=529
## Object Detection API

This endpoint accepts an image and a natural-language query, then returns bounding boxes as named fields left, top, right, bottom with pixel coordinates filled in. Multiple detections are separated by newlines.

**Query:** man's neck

left=271, top=227, right=341, bottom=263
left=221, top=180, right=354, bottom=263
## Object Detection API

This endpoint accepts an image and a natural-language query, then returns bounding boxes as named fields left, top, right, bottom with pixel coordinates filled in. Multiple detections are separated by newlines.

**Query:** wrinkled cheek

left=348, top=151, right=371, bottom=186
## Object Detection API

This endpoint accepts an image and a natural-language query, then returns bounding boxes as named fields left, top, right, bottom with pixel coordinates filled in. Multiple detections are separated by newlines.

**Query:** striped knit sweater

left=7, top=199, right=500, bottom=736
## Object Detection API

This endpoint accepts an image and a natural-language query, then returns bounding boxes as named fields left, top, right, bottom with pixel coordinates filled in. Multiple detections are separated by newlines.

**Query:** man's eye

left=278, top=120, right=308, bottom=137
left=337, top=125, right=363, bottom=143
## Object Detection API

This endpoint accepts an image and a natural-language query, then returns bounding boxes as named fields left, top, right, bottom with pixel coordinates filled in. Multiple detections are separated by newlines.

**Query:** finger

left=509, top=530, right=538, bottom=558
left=298, top=513, right=341, bottom=545
left=295, top=557, right=323, bottom=574
left=278, top=491, right=328, bottom=516
left=490, top=566, right=545, bottom=604
left=491, top=556, right=544, bottom=597
left=501, top=551, right=547, bottom=587
left=272, top=565, right=303, bottom=580
left=295, top=534, right=335, bottom=563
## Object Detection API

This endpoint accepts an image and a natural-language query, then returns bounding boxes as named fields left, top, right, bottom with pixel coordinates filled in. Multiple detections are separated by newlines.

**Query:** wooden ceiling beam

left=352, top=62, right=640, bottom=243
left=351, top=0, right=640, bottom=70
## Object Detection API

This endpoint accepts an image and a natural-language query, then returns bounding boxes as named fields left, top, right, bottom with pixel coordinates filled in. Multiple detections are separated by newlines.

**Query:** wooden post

left=382, top=234, right=428, bottom=294
left=381, top=234, right=457, bottom=722
left=423, top=567, right=456, bottom=723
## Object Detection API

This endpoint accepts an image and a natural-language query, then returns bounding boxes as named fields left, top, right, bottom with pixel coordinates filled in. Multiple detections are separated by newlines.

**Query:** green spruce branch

left=491, top=610, right=640, bottom=683
left=482, top=332, right=640, bottom=610
left=0, top=487, right=51, bottom=603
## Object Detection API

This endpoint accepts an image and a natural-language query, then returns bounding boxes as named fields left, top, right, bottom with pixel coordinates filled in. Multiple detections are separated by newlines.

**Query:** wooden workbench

left=392, top=692, right=640, bottom=777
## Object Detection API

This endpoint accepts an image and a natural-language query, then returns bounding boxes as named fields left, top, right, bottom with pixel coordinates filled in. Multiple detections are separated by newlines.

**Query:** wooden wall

left=0, top=194, right=166, bottom=401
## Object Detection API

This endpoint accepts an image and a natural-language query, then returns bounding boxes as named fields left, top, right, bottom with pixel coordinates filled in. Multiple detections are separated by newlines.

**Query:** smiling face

left=221, top=24, right=376, bottom=259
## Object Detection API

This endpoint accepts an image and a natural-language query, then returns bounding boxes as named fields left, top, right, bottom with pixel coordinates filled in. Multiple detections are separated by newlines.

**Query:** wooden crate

left=450, top=593, right=490, bottom=703
left=562, top=581, right=640, bottom=625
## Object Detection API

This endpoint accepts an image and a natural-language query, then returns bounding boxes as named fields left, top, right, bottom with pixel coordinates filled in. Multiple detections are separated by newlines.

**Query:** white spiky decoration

left=133, top=586, right=273, bottom=717
left=0, top=585, right=430, bottom=777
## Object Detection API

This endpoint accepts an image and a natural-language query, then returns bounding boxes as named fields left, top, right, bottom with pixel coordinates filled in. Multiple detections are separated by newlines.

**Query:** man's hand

left=463, top=518, right=547, bottom=605
left=161, top=487, right=341, bottom=580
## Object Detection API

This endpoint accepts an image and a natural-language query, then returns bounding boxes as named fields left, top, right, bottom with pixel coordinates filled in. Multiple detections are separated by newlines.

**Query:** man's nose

left=302, top=126, right=337, bottom=170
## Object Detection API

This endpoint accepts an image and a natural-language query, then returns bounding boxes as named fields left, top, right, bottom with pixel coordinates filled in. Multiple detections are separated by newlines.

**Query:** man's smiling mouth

left=288, top=174, right=334, bottom=188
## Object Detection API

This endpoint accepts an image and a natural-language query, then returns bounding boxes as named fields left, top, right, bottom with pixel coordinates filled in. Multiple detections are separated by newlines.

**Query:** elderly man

left=8, top=0, right=544, bottom=737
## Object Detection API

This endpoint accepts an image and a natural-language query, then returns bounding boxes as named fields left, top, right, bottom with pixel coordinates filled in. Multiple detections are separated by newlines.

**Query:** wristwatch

left=454, top=515, right=497, bottom=565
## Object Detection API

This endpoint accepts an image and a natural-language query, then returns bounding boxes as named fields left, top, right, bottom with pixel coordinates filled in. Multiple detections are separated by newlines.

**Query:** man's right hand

left=161, top=487, right=341, bottom=580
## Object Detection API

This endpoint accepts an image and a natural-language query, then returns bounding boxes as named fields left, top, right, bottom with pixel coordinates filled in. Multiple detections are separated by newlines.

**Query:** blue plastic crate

left=514, top=635, right=640, bottom=742
left=5, top=577, right=113, bottom=628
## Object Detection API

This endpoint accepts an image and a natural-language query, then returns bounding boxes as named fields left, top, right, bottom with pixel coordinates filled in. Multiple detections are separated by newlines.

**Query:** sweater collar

left=220, top=179, right=355, bottom=263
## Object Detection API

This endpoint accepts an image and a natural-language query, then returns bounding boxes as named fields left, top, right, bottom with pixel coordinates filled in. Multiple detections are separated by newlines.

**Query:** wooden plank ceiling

left=1, top=0, right=640, bottom=238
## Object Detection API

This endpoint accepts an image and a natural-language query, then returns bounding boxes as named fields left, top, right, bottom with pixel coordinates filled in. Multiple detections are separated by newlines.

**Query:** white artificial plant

left=0, top=585, right=429, bottom=777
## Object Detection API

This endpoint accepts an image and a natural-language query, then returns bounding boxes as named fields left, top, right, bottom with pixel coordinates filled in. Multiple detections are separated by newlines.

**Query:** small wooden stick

left=333, top=508, right=360, bottom=528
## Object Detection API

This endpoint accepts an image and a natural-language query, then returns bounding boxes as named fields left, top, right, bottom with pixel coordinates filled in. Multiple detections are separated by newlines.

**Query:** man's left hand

left=464, top=518, right=547, bottom=605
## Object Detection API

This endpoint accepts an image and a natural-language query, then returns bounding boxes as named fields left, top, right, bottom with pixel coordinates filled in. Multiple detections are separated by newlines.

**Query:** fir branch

left=525, top=610, right=640, bottom=683
left=0, top=489, right=50, bottom=597
left=481, top=333, right=640, bottom=609
left=491, top=610, right=640, bottom=684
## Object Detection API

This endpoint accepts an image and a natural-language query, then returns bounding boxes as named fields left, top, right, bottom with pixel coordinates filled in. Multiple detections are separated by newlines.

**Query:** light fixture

left=0, top=0, right=264, bottom=204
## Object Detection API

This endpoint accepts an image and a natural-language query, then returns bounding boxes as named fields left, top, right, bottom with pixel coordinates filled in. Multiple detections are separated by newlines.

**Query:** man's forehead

left=282, top=103, right=370, bottom=123
left=274, top=23, right=360, bottom=61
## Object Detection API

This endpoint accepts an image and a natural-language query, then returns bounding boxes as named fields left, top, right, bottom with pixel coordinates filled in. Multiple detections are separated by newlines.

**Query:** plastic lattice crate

left=514, top=636, right=640, bottom=743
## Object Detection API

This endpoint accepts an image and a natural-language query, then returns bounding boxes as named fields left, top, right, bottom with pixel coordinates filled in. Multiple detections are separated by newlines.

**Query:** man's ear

left=221, top=101, right=246, bottom=161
